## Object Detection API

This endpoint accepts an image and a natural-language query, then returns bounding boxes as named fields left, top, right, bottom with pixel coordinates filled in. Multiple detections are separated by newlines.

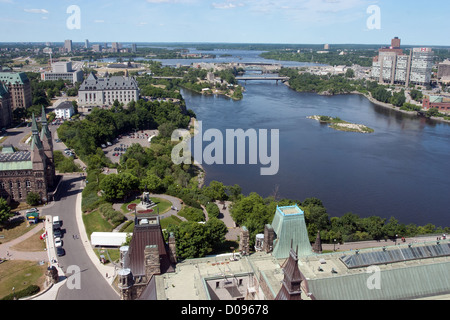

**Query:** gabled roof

left=127, top=217, right=174, bottom=277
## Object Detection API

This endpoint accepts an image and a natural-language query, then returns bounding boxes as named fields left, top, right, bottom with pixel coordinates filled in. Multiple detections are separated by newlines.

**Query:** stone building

left=0, top=82, right=12, bottom=128
left=0, top=72, right=32, bottom=111
left=0, top=107, right=55, bottom=203
left=78, top=72, right=140, bottom=107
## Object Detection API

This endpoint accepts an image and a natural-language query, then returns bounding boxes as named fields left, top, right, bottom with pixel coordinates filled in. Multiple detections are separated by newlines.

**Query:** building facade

left=0, top=108, right=55, bottom=203
left=0, top=83, right=12, bottom=128
left=64, top=40, right=73, bottom=53
left=41, top=62, right=84, bottom=84
left=55, top=101, right=75, bottom=119
left=0, top=72, right=32, bottom=111
left=78, top=72, right=140, bottom=107
left=422, top=96, right=450, bottom=113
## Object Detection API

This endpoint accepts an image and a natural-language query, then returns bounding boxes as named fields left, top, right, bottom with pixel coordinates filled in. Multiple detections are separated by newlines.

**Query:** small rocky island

left=308, top=115, right=374, bottom=134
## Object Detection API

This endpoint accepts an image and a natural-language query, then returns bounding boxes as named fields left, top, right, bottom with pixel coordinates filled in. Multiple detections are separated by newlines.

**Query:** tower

left=30, top=113, right=48, bottom=201
left=40, top=106, right=55, bottom=187
left=275, top=247, right=303, bottom=300
left=312, top=231, right=323, bottom=254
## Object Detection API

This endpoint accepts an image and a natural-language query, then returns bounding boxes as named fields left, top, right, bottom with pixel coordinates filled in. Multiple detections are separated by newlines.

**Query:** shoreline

left=283, top=81, right=450, bottom=124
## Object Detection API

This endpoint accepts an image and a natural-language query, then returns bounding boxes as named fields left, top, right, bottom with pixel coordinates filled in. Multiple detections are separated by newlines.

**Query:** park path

left=0, top=220, right=48, bottom=262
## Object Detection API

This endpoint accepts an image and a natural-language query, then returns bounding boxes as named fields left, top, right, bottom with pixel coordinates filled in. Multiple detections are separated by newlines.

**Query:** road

left=43, top=175, right=119, bottom=300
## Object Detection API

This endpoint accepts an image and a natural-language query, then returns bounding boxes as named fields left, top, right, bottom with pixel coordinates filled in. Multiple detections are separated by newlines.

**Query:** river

left=181, top=81, right=450, bottom=228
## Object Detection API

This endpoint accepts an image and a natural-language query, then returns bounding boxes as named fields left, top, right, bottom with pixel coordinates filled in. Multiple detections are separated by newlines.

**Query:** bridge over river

left=236, top=76, right=290, bottom=82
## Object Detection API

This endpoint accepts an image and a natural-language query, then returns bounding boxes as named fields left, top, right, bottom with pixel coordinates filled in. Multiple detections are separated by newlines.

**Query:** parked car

left=54, top=237, right=63, bottom=248
left=56, top=247, right=65, bottom=257
left=26, top=208, right=38, bottom=214
left=53, top=228, right=62, bottom=238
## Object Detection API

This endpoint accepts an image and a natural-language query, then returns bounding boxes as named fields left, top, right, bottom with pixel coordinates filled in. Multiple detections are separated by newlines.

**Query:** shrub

left=1, top=285, right=40, bottom=300
left=178, top=206, right=205, bottom=222
left=206, top=203, right=220, bottom=219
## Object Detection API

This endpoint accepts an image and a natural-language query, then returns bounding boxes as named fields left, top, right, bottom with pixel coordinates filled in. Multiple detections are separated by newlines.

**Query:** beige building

left=78, top=72, right=140, bottom=107
left=0, top=72, right=32, bottom=111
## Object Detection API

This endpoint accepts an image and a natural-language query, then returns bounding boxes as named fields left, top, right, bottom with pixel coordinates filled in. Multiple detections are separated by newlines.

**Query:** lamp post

left=12, top=287, right=16, bottom=300
left=333, top=239, right=336, bottom=252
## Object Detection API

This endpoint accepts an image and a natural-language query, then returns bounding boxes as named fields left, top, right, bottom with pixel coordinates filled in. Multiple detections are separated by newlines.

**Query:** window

left=26, top=180, right=31, bottom=188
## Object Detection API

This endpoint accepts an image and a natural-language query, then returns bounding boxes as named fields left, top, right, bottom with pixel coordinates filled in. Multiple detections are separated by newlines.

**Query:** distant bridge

left=236, top=76, right=290, bottom=82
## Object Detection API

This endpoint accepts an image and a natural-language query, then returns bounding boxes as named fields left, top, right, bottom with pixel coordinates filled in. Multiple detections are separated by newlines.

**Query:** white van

left=52, top=216, right=61, bottom=229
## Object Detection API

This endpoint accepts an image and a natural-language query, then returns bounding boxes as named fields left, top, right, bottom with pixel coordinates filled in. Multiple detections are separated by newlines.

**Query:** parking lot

left=102, top=129, right=159, bottom=163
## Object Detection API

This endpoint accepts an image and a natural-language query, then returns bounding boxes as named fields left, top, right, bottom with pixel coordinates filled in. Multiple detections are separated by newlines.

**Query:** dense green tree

left=0, top=198, right=13, bottom=226
left=26, top=192, right=41, bottom=206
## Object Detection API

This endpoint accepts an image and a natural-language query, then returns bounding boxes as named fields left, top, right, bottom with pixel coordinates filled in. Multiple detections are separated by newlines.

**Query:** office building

left=41, top=61, right=84, bottom=84
left=410, top=48, right=434, bottom=85
left=131, top=43, right=137, bottom=53
left=64, top=39, right=73, bottom=53
left=0, top=72, right=32, bottom=111
left=92, top=44, right=102, bottom=52
left=437, top=60, right=450, bottom=79
left=78, top=72, right=140, bottom=107
left=85, top=39, right=90, bottom=49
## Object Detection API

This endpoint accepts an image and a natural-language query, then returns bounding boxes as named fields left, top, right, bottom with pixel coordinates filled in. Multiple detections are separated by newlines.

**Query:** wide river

left=180, top=78, right=450, bottom=228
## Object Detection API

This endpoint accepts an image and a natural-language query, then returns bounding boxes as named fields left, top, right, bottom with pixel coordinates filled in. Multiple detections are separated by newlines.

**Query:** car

left=56, top=247, right=65, bottom=257
left=26, top=208, right=38, bottom=214
left=54, top=237, right=62, bottom=248
left=101, top=144, right=107, bottom=148
left=53, top=228, right=62, bottom=238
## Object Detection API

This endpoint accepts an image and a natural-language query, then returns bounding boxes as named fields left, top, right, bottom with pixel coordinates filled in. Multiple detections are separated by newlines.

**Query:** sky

left=0, top=0, right=449, bottom=46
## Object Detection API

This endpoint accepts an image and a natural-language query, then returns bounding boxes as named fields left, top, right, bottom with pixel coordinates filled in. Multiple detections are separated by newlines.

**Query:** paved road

left=41, top=175, right=119, bottom=300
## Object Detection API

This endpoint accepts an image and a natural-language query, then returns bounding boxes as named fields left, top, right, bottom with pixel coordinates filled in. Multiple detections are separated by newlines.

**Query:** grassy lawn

left=82, top=210, right=114, bottom=240
left=11, top=230, right=46, bottom=252
left=0, top=219, right=39, bottom=245
left=160, top=215, right=183, bottom=230
left=121, top=197, right=173, bottom=215
left=0, top=260, right=47, bottom=299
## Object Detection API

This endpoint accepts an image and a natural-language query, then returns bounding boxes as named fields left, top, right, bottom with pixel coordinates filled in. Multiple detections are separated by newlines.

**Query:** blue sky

left=1, top=0, right=448, bottom=46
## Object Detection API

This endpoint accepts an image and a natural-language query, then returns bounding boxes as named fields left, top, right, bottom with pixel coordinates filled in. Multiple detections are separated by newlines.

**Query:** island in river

left=308, top=115, right=374, bottom=133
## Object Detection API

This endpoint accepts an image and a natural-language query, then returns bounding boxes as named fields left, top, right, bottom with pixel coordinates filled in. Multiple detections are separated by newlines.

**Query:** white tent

left=91, top=232, right=130, bottom=247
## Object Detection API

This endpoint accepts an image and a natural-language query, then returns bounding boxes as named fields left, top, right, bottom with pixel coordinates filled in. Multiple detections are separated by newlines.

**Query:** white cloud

left=212, top=1, right=244, bottom=9
left=94, top=20, right=105, bottom=23
left=24, top=8, right=49, bottom=14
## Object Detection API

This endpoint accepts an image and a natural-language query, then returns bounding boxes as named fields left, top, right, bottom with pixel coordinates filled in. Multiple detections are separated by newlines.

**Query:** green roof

left=308, top=261, right=450, bottom=300
left=271, top=205, right=313, bottom=259
left=0, top=72, right=29, bottom=85
left=0, top=160, right=32, bottom=171
left=0, top=83, right=8, bottom=98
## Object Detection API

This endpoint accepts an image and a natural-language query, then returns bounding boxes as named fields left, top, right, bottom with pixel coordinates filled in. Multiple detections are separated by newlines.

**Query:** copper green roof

left=308, top=261, right=450, bottom=300
left=0, top=150, right=32, bottom=171
left=40, top=106, right=51, bottom=141
left=0, top=72, right=29, bottom=85
left=271, top=205, right=313, bottom=259
left=30, top=113, right=43, bottom=151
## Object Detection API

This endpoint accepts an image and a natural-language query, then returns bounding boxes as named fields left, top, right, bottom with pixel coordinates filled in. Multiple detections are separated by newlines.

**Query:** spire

left=31, top=113, right=43, bottom=151
left=40, top=106, right=52, bottom=141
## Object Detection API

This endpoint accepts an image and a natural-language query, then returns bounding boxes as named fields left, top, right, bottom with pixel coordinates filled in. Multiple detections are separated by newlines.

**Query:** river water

left=181, top=81, right=450, bottom=227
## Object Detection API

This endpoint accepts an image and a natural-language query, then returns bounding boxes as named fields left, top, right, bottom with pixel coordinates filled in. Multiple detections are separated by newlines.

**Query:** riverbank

left=283, top=81, right=450, bottom=124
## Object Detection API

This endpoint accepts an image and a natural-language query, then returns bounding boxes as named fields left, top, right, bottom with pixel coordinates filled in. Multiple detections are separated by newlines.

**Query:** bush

left=26, top=192, right=41, bottom=206
left=1, top=285, right=40, bottom=300
left=206, top=203, right=220, bottom=219
left=178, top=206, right=205, bottom=222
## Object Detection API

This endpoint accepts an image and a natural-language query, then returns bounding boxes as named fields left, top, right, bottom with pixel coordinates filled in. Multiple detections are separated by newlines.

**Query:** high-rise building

left=371, top=37, right=434, bottom=86
left=85, top=39, right=90, bottom=49
left=64, top=39, right=73, bottom=53
left=131, top=44, right=137, bottom=53
left=437, top=60, right=450, bottom=79
left=409, top=48, right=434, bottom=85
left=112, top=42, right=119, bottom=53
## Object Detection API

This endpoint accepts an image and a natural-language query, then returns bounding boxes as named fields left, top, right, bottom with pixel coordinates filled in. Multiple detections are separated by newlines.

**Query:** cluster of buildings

left=110, top=204, right=450, bottom=301
left=371, top=37, right=435, bottom=86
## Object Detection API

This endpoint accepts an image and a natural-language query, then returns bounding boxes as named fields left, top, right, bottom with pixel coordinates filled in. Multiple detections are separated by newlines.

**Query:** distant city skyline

left=1, top=0, right=449, bottom=46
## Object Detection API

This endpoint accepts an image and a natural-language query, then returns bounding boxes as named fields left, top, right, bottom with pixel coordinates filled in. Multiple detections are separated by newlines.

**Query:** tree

left=0, top=198, right=13, bottom=226
left=206, top=202, right=220, bottom=219
left=345, top=68, right=355, bottom=78
left=26, top=192, right=41, bottom=206
left=202, top=181, right=228, bottom=201
left=426, top=108, right=441, bottom=118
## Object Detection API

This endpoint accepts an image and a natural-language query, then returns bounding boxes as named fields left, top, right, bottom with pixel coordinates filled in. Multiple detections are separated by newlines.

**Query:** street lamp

left=12, top=287, right=16, bottom=300
left=333, top=239, right=336, bottom=252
